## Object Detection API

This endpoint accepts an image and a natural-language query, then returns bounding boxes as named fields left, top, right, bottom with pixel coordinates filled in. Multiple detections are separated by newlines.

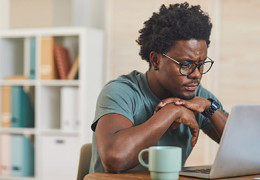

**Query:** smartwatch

left=202, top=98, right=220, bottom=117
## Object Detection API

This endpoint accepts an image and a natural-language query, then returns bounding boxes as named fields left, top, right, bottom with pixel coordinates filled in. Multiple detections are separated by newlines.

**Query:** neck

left=146, top=70, right=172, bottom=100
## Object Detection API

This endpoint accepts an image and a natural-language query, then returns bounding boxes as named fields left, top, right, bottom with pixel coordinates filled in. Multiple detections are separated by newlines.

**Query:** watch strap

left=202, top=98, right=220, bottom=117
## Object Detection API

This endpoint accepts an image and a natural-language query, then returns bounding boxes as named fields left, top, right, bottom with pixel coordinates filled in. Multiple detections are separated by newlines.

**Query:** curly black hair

left=136, top=2, right=212, bottom=66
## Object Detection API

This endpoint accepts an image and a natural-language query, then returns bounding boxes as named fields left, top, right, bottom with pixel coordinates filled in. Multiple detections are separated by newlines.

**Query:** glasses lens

left=180, top=60, right=213, bottom=75
left=201, top=61, right=213, bottom=74
left=180, top=63, right=196, bottom=75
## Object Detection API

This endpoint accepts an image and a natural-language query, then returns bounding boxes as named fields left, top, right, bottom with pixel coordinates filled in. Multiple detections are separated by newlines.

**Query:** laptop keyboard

left=183, top=168, right=211, bottom=174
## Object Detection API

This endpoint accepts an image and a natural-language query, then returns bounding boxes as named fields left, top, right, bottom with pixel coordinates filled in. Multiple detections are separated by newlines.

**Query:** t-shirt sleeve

left=91, top=81, right=135, bottom=131
left=196, top=85, right=229, bottom=135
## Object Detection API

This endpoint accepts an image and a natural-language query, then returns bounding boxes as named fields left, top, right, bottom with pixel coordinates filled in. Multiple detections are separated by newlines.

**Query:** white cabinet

left=39, top=135, right=79, bottom=180
left=0, top=27, right=104, bottom=180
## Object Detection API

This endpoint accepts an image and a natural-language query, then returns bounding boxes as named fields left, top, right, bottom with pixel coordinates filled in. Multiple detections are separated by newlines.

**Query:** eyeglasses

left=162, top=53, right=214, bottom=76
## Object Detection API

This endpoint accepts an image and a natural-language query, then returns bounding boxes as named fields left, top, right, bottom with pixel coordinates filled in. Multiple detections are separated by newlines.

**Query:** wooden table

left=84, top=170, right=260, bottom=180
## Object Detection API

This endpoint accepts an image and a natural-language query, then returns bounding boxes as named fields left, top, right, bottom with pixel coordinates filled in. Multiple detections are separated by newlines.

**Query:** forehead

left=168, top=39, right=208, bottom=59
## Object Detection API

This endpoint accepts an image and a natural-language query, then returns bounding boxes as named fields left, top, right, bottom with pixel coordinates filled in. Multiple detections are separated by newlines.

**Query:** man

left=89, top=2, right=228, bottom=173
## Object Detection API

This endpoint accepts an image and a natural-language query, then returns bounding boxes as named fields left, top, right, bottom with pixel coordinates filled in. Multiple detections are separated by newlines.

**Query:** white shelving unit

left=0, top=27, right=104, bottom=180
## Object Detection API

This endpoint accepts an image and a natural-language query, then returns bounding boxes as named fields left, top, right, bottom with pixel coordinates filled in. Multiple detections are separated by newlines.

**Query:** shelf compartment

left=40, top=35, right=79, bottom=81
left=38, top=86, right=79, bottom=131
left=0, top=38, right=26, bottom=79
left=0, top=86, right=35, bottom=129
left=38, top=86, right=60, bottom=130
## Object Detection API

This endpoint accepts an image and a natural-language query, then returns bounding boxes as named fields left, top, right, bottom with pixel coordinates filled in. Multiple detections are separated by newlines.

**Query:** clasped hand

left=154, top=97, right=210, bottom=147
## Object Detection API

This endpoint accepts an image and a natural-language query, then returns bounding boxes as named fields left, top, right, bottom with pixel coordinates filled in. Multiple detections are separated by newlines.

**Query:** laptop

left=180, top=104, right=260, bottom=179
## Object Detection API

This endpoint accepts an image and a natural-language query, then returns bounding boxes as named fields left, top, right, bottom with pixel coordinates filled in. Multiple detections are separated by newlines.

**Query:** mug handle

left=138, top=148, right=149, bottom=168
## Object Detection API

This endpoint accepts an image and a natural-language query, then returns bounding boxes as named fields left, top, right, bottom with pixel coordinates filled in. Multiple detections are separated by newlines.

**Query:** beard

left=177, top=93, right=195, bottom=100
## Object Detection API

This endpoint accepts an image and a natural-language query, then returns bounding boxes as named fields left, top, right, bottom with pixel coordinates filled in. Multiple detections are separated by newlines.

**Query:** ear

left=149, top=51, right=161, bottom=71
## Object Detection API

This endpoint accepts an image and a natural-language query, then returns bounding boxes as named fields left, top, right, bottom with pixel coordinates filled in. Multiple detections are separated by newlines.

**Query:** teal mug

left=138, top=146, right=182, bottom=180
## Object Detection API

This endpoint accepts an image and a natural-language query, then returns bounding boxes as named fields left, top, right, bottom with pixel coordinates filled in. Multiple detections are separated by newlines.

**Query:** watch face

left=212, top=100, right=220, bottom=109
left=203, top=98, right=220, bottom=117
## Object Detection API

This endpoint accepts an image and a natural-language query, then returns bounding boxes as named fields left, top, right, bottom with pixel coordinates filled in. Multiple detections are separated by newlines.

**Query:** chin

left=178, top=94, right=195, bottom=100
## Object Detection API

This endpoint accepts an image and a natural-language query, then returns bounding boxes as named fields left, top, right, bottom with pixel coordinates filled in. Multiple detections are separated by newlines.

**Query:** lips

left=184, top=83, right=199, bottom=91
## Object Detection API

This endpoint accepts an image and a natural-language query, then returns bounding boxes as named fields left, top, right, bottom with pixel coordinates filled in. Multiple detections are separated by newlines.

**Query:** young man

left=89, top=2, right=228, bottom=173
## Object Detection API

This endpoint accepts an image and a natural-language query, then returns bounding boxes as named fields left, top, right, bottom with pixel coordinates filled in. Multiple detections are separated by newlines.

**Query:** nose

left=187, top=66, right=201, bottom=79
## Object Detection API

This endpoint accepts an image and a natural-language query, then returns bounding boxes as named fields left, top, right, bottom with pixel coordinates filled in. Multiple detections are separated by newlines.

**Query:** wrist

left=167, top=103, right=184, bottom=121
left=205, top=99, right=212, bottom=110
left=202, top=98, right=220, bottom=118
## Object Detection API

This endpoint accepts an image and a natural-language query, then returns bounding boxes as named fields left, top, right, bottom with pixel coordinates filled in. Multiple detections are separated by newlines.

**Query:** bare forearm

left=210, top=109, right=228, bottom=139
left=96, top=104, right=180, bottom=172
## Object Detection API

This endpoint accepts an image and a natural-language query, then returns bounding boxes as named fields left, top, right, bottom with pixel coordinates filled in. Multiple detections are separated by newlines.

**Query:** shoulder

left=92, top=71, right=145, bottom=131
left=101, top=71, right=144, bottom=98
left=96, top=71, right=146, bottom=114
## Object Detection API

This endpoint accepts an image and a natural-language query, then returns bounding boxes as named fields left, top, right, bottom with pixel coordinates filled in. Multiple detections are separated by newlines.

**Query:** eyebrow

left=179, top=58, right=207, bottom=63
left=163, top=53, right=210, bottom=64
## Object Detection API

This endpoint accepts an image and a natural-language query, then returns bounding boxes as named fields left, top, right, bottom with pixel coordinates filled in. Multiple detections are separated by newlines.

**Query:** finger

left=191, top=136, right=197, bottom=147
left=155, top=98, right=178, bottom=112
left=189, top=125, right=199, bottom=147
left=154, top=101, right=166, bottom=112
left=179, top=118, right=199, bottom=147
left=175, top=117, right=199, bottom=147
left=174, top=99, right=185, bottom=106
left=175, top=100, right=202, bottom=113
left=159, top=98, right=181, bottom=107
left=171, top=122, right=180, bottom=129
left=191, top=131, right=199, bottom=147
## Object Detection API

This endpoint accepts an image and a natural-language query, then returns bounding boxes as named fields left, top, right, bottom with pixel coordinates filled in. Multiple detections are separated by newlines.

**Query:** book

left=54, top=44, right=72, bottom=80
left=40, top=37, right=58, bottom=80
left=29, top=37, right=36, bottom=80
left=23, top=38, right=30, bottom=79
left=1, top=86, right=11, bottom=128
left=0, top=134, right=11, bottom=176
left=67, top=56, right=79, bottom=80
left=4, top=75, right=28, bottom=80
left=60, top=87, right=79, bottom=131
left=11, top=135, right=34, bottom=177
left=11, top=87, right=34, bottom=128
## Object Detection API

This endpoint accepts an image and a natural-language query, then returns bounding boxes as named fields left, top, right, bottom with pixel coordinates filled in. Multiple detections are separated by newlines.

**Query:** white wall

left=6, top=0, right=105, bottom=29
left=219, top=0, right=260, bottom=112
left=9, top=0, right=54, bottom=28
left=72, top=0, right=105, bottom=29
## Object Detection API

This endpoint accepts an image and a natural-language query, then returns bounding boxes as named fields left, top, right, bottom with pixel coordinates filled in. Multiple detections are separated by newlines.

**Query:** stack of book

left=1, top=86, right=34, bottom=128
left=0, top=134, right=34, bottom=177
left=40, top=37, right=79, bottom=80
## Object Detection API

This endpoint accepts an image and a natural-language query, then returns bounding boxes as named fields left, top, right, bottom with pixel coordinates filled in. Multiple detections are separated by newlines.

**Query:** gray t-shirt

left=89, top=70, right=227, bottom=173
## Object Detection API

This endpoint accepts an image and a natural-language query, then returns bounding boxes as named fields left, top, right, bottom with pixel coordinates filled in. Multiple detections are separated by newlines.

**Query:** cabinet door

left=39, top=135, right=79, bottom=180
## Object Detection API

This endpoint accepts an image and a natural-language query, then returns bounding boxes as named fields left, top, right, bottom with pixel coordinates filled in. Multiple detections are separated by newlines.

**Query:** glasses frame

left=162, top=53, right=214, bottom=76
